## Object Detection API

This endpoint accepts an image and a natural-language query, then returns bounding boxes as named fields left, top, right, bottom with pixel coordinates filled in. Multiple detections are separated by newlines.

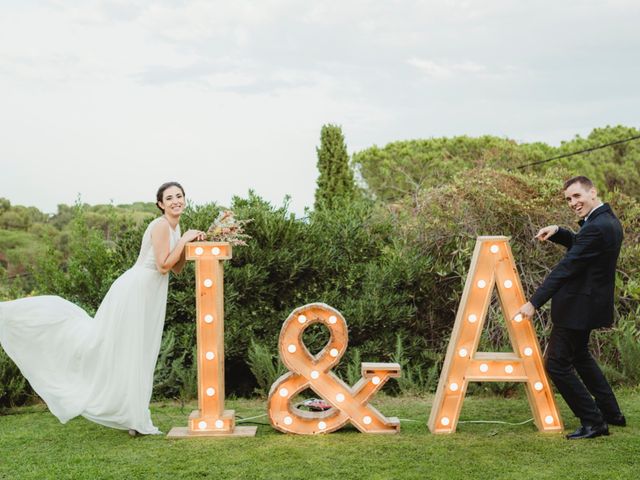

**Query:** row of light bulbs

left=194, top=246, right=222, bottom=256
left=467, top=312, right=523, bottom=324
left=448, top=379, right=545, bottom=392
left=198, top=419, right=225, bottom=430
left=296, top=314, right=338, bottom=325
left=466, top=313, right=523, bottom=324
left=476, top=278, right=514, bottom=289
left=279, top=415, right=375, bottom=430
left=199, top=270, right=219, bottom=430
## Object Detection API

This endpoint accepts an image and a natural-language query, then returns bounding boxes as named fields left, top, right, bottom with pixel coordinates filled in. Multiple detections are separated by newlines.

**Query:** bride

left=0, top=182, right=204, bottom=435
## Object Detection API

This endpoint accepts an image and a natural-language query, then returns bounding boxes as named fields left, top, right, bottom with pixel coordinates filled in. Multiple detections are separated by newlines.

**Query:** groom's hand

left=535, top=225, right=559, bottom=241
left=515, top=302, right=536, bottom=320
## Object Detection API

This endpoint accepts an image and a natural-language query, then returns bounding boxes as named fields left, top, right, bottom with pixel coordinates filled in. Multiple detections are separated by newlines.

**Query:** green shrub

left=0, top=347, right=33, bottom=409
left=392, top=334, right=440, bottom=395
left=615, top=317, right=640, bottom=384
left=247, top=338, right=286, bottom=397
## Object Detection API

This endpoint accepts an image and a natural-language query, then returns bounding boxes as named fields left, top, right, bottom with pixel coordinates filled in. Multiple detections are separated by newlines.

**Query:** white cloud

left=407, top=58, right=489, bottom=79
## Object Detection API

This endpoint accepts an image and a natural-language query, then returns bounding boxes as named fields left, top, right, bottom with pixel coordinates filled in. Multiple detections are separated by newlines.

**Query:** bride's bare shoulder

left=150, top=217, right=171, bottom=236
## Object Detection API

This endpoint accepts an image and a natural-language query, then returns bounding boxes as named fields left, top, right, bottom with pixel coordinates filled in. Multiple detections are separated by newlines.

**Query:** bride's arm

left=171, top=248, right=187, bottom=274
left=151, top=221, right=204, bottom=275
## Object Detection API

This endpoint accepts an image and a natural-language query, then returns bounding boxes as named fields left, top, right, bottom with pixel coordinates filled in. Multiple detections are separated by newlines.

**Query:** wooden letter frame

left=268, top=303, right=401, bottom=434
left=428, top=236, right=563, bottom=434
left=167, top=242, right=257, bottom=438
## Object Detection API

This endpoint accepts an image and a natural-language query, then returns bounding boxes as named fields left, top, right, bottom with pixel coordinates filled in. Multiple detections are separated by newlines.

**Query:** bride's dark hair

left=156, top=181, right=185, bottom=212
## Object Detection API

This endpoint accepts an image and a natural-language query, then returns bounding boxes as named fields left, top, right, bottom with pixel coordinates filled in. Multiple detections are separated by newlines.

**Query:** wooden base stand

left=166, top=425, right=257, bottom=439
left=167, top=409, right=257, bottom=438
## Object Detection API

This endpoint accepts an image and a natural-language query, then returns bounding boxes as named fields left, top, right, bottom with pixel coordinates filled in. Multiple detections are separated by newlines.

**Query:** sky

left=1, top=0, right=639, bottom=215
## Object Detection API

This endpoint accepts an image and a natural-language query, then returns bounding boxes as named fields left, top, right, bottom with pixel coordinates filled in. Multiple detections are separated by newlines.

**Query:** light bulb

left=279, top=388, right=288, bottom=397
left=329, top=315, right=337, bottom=324
left=503, top=280, right=513, bottom=289
left=479, top=363, right=489, bottom=373
left=477, top=280, right=487, bottom=288
left=524, top=347, right=533, bottom=356
left=198, top=421, right=207, bottom=430
left=287, top=344, right=297, bottom=353
left=468, top=314, right=478, bottom=323
left=318, top=421, right=327, bottom=430
left=310, top=370, right=319, bottom=380
left=284, top=416, right=293, bottom=425
left=544, top=415, right=554, bottom=425
left=513, top=314, right=523, bottom=323
left=505, top=365, right=514, bottom=374
left=372, top=376, right=381, bottom=385
left=212, top=247, right=221, bottom=255
left=204, top=314, right=214, bottom=324
left=336, top=393, right=345, bottom=402
left=534, top=382, right=543, bottom=391
left=459, top=348, right=468, bottom=357
left=441, top=417, right=450, bottom=426
left=206, top=387, right=215, bottom=397
left=490, top=245, right=499, bottom=253
left=297, top=315, right=307, bottom=324
left=449, top=382, right=459, bottom=392
left=203, top=278, right=213, bottom=288
left=363, top=416, right=372, bottom=425
left=205, top=351, right=215, bottom=360
left=215, top=420, right=224, bottom=429
left=195, top=247, right=204, bottom=255
left=330, top=348, right=339, bottom=357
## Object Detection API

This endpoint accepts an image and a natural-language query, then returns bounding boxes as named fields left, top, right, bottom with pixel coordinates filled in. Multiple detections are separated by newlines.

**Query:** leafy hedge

left=2, top=143, right=639, bottom=407
left=353, top=125, right=640, bottom=202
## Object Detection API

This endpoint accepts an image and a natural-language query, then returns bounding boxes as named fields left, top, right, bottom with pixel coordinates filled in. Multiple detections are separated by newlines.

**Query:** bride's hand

left=182, top=229, right=206, bottom=242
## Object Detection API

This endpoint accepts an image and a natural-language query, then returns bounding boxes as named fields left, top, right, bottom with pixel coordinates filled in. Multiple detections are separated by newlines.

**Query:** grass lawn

left=1, top=389, right=639, bottom=479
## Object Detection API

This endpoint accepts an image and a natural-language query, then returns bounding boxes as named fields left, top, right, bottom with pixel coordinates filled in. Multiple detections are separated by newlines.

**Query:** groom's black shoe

left=605, top=414, right=626, bottom=427
left=566, top=423, right=609, bottom=440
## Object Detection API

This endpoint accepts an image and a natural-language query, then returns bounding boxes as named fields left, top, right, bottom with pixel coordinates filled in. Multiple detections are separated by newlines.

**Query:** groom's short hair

left=563, top=176, right=594, bottom=191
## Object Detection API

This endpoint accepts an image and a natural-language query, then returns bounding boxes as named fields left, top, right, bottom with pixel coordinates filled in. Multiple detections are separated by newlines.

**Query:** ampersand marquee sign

left=268, top=303, right=401, bottom=434
left=428, top=236, right=563, bottom=434
left=168, top=242, right=257, bottom=438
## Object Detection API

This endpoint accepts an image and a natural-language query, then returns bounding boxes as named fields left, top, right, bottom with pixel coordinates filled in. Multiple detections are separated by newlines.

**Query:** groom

left=516, top=176, right=625, bottom=440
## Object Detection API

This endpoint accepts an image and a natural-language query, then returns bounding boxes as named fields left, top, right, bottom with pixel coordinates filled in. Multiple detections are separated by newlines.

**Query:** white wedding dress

left=0, top=217, right=180, bottom=434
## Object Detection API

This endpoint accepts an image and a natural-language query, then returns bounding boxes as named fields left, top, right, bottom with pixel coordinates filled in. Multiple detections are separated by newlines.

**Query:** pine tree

left=314, top=124, right=357, bottom=210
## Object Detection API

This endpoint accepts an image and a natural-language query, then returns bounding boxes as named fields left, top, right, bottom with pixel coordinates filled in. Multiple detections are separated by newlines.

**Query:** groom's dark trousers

left=530, top=203, right=623, bottom=426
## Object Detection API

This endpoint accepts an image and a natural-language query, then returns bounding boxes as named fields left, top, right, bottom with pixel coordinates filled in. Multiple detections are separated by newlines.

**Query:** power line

left=515, top=134, right=640, bottom=170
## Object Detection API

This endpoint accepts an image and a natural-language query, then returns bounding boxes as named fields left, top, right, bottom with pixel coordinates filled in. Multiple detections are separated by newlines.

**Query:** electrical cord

left=458, top=418, right=534, bottom=425
left=236, top=413, right=268, bottom=423
left=515, top=134, right=640, bottom=170
left=233, top=415, right=534, bottom=426
left=398, top=417, right=534, bottom=425
left=235, top=413, right=270, bottom=425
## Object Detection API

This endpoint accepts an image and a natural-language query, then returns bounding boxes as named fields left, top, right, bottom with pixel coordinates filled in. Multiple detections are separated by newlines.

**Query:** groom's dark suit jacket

left=530, top=203, right=623, bottom=330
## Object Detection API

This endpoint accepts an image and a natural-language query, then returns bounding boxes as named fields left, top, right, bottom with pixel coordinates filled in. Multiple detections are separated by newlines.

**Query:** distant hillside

left=0, top=200, right=156, bottom=290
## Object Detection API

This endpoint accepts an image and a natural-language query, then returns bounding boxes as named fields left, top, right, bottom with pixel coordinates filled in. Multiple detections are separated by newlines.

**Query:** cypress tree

left=314, top=124, right=357, bottom=210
